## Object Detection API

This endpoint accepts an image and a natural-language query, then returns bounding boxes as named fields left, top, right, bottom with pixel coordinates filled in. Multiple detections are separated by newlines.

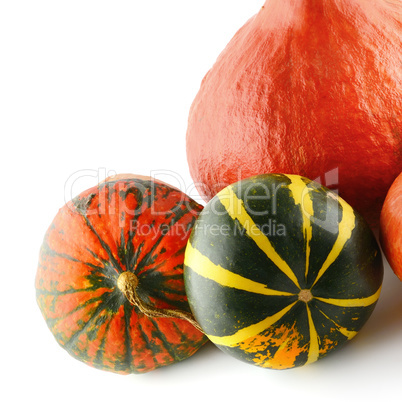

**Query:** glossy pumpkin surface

left=184, top=174, right=383, bottom=369
left=36, top=175, right=207, bottom=374
left=380, top=172, right=402, bottom=280
left=186, top=0, right=402, bottom=227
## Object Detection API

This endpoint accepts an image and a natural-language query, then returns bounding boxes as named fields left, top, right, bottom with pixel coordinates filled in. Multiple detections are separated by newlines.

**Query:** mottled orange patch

left=38, top=287, right=108, bottom=320
left=237, top=323, right=307, bottom=369
left=100, top=305, right=127, bottom=367
left=319, top=335, right=335, bottom=355
left=52, top=298, right=103, bottom=344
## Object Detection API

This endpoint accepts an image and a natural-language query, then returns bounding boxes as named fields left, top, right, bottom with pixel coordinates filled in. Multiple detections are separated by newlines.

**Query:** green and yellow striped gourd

left=184, top=174, right=383, bottom=369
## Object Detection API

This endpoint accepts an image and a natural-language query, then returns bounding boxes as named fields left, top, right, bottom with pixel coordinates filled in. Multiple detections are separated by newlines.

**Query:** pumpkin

left=186, top=0, right=402, bottom=228
left=35, top=174, right=208, bottom=374
left=184, top=174, right=383, bottom=369
left=380, top=172, right=402, bottom=280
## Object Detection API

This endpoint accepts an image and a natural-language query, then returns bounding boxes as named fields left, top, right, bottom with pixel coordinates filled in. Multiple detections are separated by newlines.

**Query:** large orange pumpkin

left=186, top=0, right=402, bottom=227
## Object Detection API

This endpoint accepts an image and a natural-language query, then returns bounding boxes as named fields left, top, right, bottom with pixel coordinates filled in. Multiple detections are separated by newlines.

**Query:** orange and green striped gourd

left=36, top=174, right=208, bottom=374
left=184, top=174, right=383, bottom=369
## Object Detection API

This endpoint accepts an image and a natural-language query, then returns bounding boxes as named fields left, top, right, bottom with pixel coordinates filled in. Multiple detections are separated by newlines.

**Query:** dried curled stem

left=116, top=271, right=204, bottom=333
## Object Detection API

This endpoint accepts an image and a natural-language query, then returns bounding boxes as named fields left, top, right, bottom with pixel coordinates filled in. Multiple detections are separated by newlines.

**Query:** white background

left=1, top=1, right=402, bottom=401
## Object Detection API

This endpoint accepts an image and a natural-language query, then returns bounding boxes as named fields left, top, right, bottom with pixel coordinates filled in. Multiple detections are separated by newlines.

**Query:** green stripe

left=312, top=195, right=356, bottom=287
left=217, top=186, right=301, bottom=289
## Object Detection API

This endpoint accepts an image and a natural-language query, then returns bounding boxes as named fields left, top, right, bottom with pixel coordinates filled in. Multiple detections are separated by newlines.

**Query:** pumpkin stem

left=117, top=271, right=204, bottom=333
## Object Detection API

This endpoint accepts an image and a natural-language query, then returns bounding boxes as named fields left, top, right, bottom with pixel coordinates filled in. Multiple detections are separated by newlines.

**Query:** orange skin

left=186, top=0, right=402, bottom=228
left=380, top=172, right=402, bottom=280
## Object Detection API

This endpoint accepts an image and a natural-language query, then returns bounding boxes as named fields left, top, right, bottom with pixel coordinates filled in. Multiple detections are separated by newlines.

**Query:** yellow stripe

left=287, top=175, right=313, bottom=281
left=185, top=243, right=296, bottom=297
left=306, top=305, right=320, bottom=365
left=218, top=186, right=300, bottom=289
left=312, top=196, right=356, bottom=287
left=315, top=286, right=382, bottom=308
left=318, top=310, right=358, bottom=340
left=334, top=326, right=357, bottom=340
left=207, top=302, right=297, bottom=347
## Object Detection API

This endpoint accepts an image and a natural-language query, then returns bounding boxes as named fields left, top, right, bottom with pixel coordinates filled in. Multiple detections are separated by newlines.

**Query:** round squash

left=380, top=172, right=402, bottom=280
left=186, top=0, right=402, bottom=228
left=184, top=174, right=383, bottom=369
left=36, top=174, right=208, bottom=374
